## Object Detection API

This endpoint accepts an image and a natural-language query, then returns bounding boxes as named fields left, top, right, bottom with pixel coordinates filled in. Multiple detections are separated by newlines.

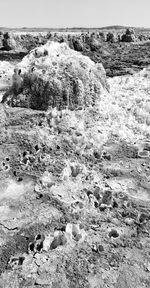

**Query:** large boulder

left=2, top=41, right=109, bottom=110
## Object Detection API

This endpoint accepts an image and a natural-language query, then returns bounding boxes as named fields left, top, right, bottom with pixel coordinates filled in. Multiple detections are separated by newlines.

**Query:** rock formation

left=2, top=41, right=109, bottom=110
left=0, top=32, right=3, bottom=49
left=2, top=32, right=17, bottom=51
left=121, top=28, right=137, bottom=42
left=106, top=32, right=118, bottom=43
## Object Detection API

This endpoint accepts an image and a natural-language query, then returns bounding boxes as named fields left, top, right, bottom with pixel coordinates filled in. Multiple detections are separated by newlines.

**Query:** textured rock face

left=2, top=42, right=109, bottom=110
left=0, top=70, right=150, bottom=287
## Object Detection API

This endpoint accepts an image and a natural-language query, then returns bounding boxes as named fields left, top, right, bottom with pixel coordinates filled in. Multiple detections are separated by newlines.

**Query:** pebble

left=34, top=184, right=41, bottom=193
left=124, top=218, right=134, bottom=225
left=138, top=150, right=149, bottom=158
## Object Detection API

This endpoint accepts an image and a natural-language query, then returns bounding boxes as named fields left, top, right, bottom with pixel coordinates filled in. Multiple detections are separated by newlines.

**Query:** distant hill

left=99, top=25, right=128, bottom=30
left=0, top=25, right=150, bottom=33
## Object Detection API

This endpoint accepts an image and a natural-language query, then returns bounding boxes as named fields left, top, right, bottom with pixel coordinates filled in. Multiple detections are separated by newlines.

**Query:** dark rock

left=109, top=229, right=119, bottom=238
left=102, top=190, right=112, bottom=205
left=121, top=28, right=137, bottom=42
left=106, top=32, right=118, bottom=43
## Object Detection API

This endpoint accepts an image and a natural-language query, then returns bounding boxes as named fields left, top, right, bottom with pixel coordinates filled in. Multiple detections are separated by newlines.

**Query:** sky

left=0, top=0, right=150, bottom=28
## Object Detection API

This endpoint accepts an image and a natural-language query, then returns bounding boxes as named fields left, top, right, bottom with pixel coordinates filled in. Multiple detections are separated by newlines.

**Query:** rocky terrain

left=0, top=30, right=150, bottom=288
left=1, top=27, right=150, bottom=77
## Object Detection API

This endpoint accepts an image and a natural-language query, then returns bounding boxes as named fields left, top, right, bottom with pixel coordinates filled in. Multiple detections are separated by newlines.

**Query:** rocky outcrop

left=1, top=29, right=150, bottom=79
left=0, top=28, right=150, bottom=55
left=121, top=28, right=137, bottom=42
left=13, top=32, right=48, bottom=51
left=0, top=31, right=48, bottom=52
left=106, top=32, right=118, bottom=43
left=0, top=32, right=3, bottom=49
left=2, top=32, right=17, bottom=51
left=2, top=41, right=109, bottom=110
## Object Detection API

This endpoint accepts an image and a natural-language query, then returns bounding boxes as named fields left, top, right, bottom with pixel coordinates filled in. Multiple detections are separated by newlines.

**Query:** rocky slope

left=0, top=43, right=150, bottom=287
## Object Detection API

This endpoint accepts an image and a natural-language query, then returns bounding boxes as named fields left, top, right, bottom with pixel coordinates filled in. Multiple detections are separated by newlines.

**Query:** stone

left=124, top=218, right=135, bottom=225
left=138, top=150, right=149, bottom=158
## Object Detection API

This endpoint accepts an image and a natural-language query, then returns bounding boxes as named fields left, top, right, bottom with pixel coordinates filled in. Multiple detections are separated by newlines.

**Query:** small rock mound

left=2, top=41, right=108, bottom=110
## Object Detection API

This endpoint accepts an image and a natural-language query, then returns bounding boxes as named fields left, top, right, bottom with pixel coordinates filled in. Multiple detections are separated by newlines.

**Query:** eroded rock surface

left=0, top=64, right=150, bottom=287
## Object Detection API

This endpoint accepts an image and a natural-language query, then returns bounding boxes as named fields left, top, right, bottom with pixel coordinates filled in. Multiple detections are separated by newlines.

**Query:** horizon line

left=0, top=25, right=150, bottom=30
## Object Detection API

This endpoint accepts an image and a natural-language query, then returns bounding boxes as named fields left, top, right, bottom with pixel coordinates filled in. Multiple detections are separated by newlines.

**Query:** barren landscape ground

left=0, top=27, right=150, bottom=288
